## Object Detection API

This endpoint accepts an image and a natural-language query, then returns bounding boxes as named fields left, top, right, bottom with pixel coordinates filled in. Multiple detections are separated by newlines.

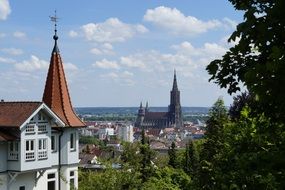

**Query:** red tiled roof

left=146, top=128, right=162, bottom=136
left=0, top=102, right=42, bottom=127
left=42, top=44, right=85, bottom=128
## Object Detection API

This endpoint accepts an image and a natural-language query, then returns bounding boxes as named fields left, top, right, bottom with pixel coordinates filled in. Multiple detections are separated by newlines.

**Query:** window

left=19, top=186, right=25, bottom=190
left=69, top=171, right=76, bottom=190
left=25, top=124, right=35, bottom=134
left=51, top=135, right=56, bottom=152
left=47, top=173, right=56, bottom=190
left=38, top=112, right=46, bottom=121
left=70, top=133, right=76, bottom=151
left=25, top=140, right=35, bottom=160
left=8, top=141, right=19, bottom=160
left=38, top=124, right=47, bottom=133
left=38, top=139, right=47, bottom=159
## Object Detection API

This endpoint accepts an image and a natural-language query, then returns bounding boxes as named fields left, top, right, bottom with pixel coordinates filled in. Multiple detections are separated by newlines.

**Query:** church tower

left=135, top=102, right=145, bottom=127
left=168, top=70, right=183, bottom=128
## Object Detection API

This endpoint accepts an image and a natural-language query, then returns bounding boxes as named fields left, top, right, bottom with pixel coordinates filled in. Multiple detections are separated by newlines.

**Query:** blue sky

left=0, top=0, right=243, bottom=107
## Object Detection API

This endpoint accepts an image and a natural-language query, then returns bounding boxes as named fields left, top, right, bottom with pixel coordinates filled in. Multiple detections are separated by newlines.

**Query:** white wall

left=60, top=165, right=78, bottom=190
left=60, top=128, right=79, bottom=165
left=118, top=125, right=134, bottom=142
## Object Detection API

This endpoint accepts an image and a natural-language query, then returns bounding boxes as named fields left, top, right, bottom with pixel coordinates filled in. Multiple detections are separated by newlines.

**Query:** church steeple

left=169, top=70, right=182, bottom=128
left=42, top=13, right=85, bottom=127
left=172, top=69, right=178, bottom=91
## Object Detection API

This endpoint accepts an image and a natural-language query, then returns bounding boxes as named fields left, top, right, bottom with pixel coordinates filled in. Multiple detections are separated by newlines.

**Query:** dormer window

left=25, top=124, right=35, bottom=134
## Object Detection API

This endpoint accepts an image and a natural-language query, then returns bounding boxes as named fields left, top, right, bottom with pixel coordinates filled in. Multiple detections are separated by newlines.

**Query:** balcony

left=8, top=152, right=19, bottom=160
left=38, top=150, right=47, bottom=160
left=25, top=152, right=35, bottom=160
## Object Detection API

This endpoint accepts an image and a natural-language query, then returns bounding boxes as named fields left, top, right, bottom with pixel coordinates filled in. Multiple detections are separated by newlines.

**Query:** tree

left=206, top=0, right=285, bottom=122
left=168, top=141, right=178, bottom=168
left=198, top=98, right=229, bottom=189
left=140, top=128, right=154, bottom=182
left=184, top=140, right=199, bottom=176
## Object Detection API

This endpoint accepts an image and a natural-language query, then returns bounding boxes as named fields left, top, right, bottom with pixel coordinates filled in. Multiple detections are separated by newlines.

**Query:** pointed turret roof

left=172, top=69, right=178, bottom=91
left=42, top=26, right=85, bottom=128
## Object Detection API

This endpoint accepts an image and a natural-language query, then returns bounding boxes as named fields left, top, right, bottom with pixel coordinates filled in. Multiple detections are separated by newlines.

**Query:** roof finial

left=50, top=10, right=59, bottom=53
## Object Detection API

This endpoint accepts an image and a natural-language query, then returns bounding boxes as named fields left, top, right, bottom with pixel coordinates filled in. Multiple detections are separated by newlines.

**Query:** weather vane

left=49, top=10, right=59, bottom=39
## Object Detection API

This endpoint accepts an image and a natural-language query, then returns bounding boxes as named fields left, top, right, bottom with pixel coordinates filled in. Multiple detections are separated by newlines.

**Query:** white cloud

left=0, top=56, right=16, bottom=64
left=13, top=31, right=26, bottom=39
left=120, top=56, right=146, bottom=69
left=100, top=71, right=135, bottom=86
left=81, top=17, right=148, bottom=43
left=0, top=0, right=11, bottom=20
left=1, top=48, right=23, bottom=55
left=90, top=43, right=114, bottom=55
left=102, top=43, right=113, bottom=50
left=144, top=6, right=221, bottom=35
left=64, top=62, right=78, bottom=71
left=93, top=59, right=120, bottom=69
left=69, top=30, right=78, bottom=38
left=121, top=70, right=134, bottom=77
left=15, top=55, right=49, bottom=72
left=90, top=48, right=102, bottom=55
left=100, top=72, right=118, bottom=79
left=223, top=17, right=238, bottom=30
left=117, top=41, right=228, bottom=81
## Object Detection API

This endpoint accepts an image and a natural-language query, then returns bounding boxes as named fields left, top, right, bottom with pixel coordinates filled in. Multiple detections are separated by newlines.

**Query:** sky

left=0, top=0, right=244, bottom=107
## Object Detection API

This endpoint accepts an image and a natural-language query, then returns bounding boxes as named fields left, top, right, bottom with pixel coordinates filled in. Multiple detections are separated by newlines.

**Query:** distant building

left=117, top=124, right=134, bottom=142
left=0, top=25, right=85, bottom=190
left=98, top=127, right=114, bottom=140
left=135, top=71, right=183, bottom=129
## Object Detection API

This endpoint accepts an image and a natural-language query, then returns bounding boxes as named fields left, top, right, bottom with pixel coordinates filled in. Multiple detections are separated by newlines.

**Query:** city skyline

left=0, top=0, right=243, bottom=107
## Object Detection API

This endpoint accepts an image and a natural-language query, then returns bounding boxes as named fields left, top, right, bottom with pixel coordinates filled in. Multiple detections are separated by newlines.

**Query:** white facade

left=0, top=103, right=80, bottom=190
left=98, top=128, right=114, bottom=140
left=117, top=125, right=134, bottom=142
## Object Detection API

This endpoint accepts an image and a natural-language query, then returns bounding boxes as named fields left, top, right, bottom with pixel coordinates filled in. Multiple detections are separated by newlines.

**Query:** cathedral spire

left=42, top=13, right=85, bottom=127
left=172, top=69, right=178, bottom=91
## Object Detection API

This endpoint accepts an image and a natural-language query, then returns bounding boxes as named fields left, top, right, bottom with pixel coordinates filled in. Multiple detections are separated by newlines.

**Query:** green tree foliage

left=78, top=168, right=141, bottom=190
left=168, top=141, right=178, bottom=168
left=141, top=167, right=191, bottom=190
left=229, top=91, right=253, bottom=120
left=79, top=136, right=104, bottom=146
left=202, top=98, right=228, bottom=159
left=184, top=140, right=199, bottom=176
left=140, top=128, right=155, bottom=182
left=210, top=107, right=285, bottom=189
left=120, top=142, right=141, bottom=170
left=198, top=98, right=229, bottom=189
left=206, top=0, right=285, bottom=122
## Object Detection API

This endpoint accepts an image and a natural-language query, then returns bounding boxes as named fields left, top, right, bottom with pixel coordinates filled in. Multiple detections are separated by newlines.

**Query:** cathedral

left=135, top=71, right=183, bottom=129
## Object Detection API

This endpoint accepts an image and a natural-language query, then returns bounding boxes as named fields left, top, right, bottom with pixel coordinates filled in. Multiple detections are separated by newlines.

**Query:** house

left=0, top=25, right=85, bottom=190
